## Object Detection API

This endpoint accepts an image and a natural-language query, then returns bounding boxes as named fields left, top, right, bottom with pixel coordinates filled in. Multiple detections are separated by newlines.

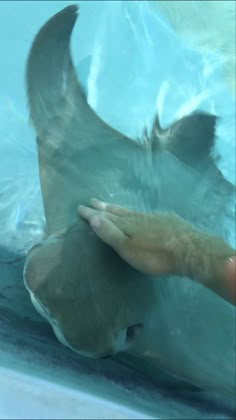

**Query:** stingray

left=23, top=5, right=235, bottom=400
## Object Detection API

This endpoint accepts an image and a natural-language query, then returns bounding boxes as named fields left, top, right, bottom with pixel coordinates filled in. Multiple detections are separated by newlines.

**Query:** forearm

left=172, top=218, right=235, bottom=301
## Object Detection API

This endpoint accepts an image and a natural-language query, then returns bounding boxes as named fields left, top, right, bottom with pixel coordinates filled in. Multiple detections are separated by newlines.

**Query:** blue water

left=0, top=1, right=235, bottom=418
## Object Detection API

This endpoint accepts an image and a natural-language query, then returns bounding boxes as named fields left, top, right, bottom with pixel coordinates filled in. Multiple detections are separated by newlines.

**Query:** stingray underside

left=24, top=4, right=236, bottom=399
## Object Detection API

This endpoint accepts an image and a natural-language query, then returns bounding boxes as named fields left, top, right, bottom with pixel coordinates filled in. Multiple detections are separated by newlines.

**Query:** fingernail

left=90, top=216, right=101, bottom=229
left=91, top=199, right=107, bottom=210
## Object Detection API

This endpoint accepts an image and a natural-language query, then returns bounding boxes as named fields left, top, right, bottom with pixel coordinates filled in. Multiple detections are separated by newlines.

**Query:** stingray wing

left=26, top=5, right=153, bottom=234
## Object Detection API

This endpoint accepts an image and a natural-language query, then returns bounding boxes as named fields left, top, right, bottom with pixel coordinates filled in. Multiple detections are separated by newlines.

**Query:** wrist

left=176, top=226, right=235, bottom=299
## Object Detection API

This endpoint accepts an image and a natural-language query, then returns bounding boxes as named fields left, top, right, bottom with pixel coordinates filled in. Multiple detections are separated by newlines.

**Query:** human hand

left=78, top=199, right=188, bottom=276
left=79, top=199, right=236, bottom=304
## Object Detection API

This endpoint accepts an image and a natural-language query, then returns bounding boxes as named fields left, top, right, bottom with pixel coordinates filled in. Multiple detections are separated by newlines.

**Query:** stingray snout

left=23, top=236, right=61, bottom=294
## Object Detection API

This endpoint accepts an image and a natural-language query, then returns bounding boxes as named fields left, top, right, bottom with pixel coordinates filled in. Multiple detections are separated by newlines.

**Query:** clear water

left=0, top=1, right=235, bottom=418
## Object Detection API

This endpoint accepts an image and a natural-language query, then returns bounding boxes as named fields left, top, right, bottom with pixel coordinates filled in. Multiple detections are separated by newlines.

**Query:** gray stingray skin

left=24, top=5, right=235, bottom=400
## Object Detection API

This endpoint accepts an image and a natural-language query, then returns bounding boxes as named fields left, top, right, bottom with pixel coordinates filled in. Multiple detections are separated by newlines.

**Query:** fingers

left=78, top=200, right=144, bottom=237
left=90, top=198, right=132, bottom=216
left=78, top=204, right=100, bottom=221
left=89, top=215, right=127, bottom=252
left=78, top=204, right=120, bottom=226
left=78, top=204, right=127, bottom=251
